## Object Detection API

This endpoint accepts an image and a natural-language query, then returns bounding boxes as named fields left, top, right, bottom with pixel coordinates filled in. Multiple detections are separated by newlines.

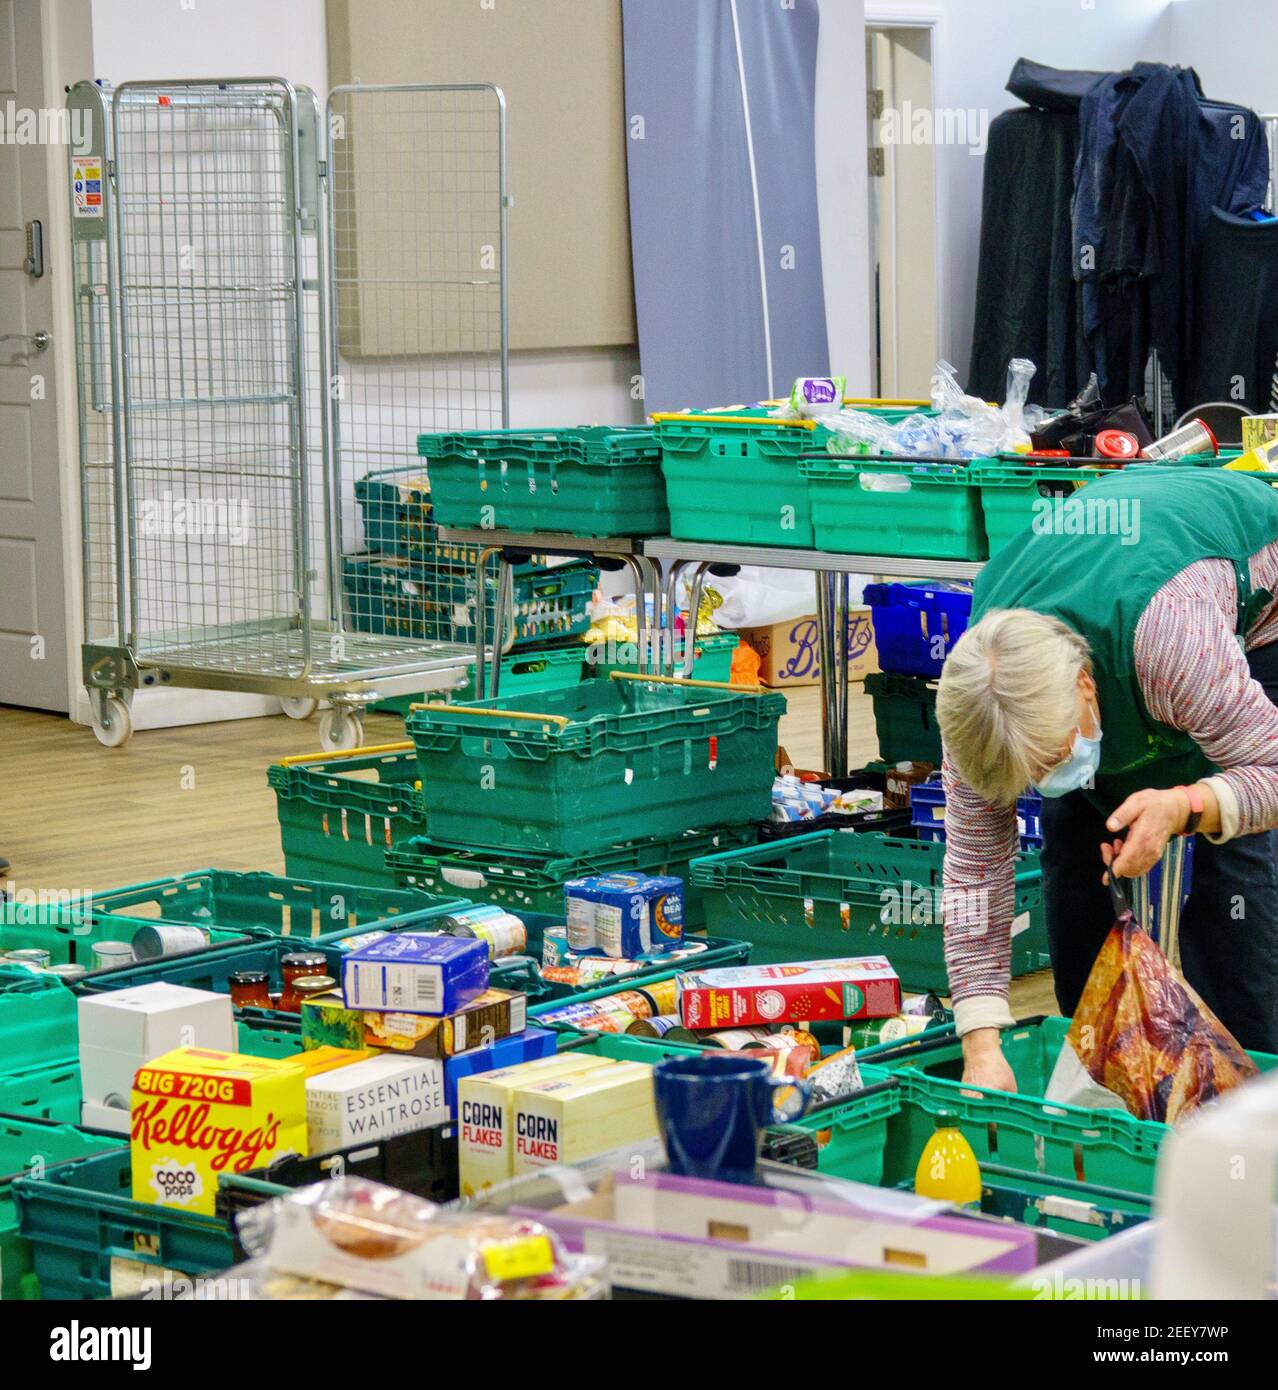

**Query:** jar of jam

left=280, top=952, right=327, bottom=990
left=228, top=969, right=274, bottom=1010
left=280, top=973, right=337, bottom=1012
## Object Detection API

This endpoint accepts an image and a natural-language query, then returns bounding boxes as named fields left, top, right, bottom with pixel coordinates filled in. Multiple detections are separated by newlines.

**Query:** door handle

left=0, top=330, right=51, bottom=353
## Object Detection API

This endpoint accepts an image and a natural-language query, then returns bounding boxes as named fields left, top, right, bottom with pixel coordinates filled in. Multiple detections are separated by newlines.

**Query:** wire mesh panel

left=325, top=84, right=508, bottom=645
left=111, top=79, right=310, bottom=677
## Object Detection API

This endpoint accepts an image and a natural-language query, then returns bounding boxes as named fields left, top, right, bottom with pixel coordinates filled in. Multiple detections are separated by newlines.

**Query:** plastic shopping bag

left=1048, top=911, right=1257, bottom=1125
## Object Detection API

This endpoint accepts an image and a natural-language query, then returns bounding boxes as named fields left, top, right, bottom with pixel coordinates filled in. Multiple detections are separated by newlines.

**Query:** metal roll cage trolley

left=70, top=76, right=509, bottom=750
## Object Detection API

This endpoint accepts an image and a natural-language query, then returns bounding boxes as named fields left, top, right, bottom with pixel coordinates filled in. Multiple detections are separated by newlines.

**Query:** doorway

left=865, top=20, right=939, bottom=400
left=0, top=0, right=83, bottom=712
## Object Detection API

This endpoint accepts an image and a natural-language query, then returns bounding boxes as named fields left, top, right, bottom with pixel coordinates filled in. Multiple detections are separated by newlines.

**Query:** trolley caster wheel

left=280, top=697, right=318, bottom=721
left=318, top=707, right=363, bottom=752
left=91, top=694, right=133, bottom=748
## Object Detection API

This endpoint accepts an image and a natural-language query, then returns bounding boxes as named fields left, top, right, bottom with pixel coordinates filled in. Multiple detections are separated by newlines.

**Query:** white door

left=0, top=0, right=67, bottom=711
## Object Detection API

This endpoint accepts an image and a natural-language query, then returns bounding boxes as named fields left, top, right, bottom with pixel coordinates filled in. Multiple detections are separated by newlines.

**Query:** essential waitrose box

left=340, top=932, right=488, bottom=1017
left=303, top=988, right=527, bottom=1060
left=131, top=1047, right=308, bottom=1215
left=457, top=1054, right=617, bottom=1197
left=678, top=957, right=901, bottom=1029
left=305, top=1054, right=447, bottom=1152
left=511, top=1061, right=658, bottom=1176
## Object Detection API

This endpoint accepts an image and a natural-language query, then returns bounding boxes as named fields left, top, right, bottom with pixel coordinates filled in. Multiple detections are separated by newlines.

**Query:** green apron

left=971, top=467, right=1278, bottom=807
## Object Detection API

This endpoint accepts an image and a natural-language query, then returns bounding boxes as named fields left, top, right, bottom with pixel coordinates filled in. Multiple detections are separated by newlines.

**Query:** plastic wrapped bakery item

left=176, top=1259, right=384, bottom=1300
left=1061, top=917, right=1258, bottom=1124
left=238, top=1177, right=606, bottom=1300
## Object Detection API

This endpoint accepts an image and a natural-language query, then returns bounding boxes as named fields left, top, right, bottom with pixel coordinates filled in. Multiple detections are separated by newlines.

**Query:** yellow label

left=481, top=1234, right=555, bottom=1283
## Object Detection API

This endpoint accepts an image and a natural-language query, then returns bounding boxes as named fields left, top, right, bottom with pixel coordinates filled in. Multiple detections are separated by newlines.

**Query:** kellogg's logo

left=148, top=1157, right=203, bottom=1207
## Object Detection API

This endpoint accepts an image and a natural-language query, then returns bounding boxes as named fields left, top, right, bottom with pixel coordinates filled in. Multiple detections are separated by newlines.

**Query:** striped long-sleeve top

left=943, top=542, right=1278, bottom=1036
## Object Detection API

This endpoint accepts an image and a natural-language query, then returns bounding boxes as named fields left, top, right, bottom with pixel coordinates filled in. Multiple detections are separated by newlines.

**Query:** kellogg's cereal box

left=131, top=1047, right=309, bottom=1215
left=677, top=958, right=900, bottom=1029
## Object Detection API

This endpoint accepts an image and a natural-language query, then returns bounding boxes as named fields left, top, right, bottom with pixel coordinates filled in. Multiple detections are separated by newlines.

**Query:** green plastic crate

left=90, top=869, right=463, bottom=945
left=768, top=1069, right=1153, bottom=1243
left=342, top=555, right=597, bottom=648
left=1, top=898, right=248, bottom=971
left=418, top=427, right=669, bottom=537
left=866, top=1016, right=1278, bottom=1196
left=0, top=975, right=80, bottom=1081
left=406, top=676, right=785, bottom=856
left=0, top=1117, right=126, bottom=1300
left=586, top=630, right=739, bottom=684
left=688, top=829, right=1048, bottom=991
left=802, top=456, right=989, bottom=560
left=13, top=1148, right=235, bottom=1299
left=373, top=644, right=588, bottom=717
left=972, top=459, right=1111, bottom=556
left=865, top=671, right=942, bottom=765
left=655, top=411, right=823, bottom=547
left=270, top=746, right=427, bottom=885
left=387, top=825, right=756, bottom=939
left=0, top=1060, right=83, bottom=1124
left=354, top=469, right=434, bottom=558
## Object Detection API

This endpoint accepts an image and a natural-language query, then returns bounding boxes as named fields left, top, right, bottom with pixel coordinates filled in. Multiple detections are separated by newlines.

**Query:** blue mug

left=652, top=1053, right=811, bottom=1185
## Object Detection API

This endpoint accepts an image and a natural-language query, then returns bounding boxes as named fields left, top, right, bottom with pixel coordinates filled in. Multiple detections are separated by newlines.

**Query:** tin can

left=542, top=926, right=572, bottom=968
left=637, top=977, right=678, bottom=1016
left=130, top=924, right=210, bottom=961
left=5, top=948, right=51, bottom=968
left=47, top=963, right=88, bottom=982
left=448, top=909, right=526, bottom=960
left=701, top=1027, right=775, bottom=1050
left=1141, top=417, right=1218, bottom=461
left=844, top=1014, right=930, bottom=1049
left=626, top=1015, right=699, bottom=1043
left=91, top=940, right=135, bottom=970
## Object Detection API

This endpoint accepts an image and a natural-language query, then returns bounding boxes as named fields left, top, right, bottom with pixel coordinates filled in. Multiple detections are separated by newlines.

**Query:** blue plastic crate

left=863, top=581, right=972, bottom=679
left=909, top=776, right=1043, bottom=850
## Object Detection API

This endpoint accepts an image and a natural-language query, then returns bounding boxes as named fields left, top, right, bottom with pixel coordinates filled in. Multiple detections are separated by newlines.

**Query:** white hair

left=937, top=608, right=1092, bottom=806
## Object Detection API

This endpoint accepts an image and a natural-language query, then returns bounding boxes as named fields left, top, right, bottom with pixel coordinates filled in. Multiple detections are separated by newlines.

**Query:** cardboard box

left=737, top=608, right=877, bottom=689
left=457, top=1054, right=616, bottom=1197
left=280, top=1046, right=374, bottom=1079
left=510, top=1170, right=1036, bottom=1298
left=341, top=932, right=489, bottom=1016
left=442, top=1026, right=557, bottom=1113
left=305, top=1054, right=447, bottom=1152
left=131, top=1047, right=308, bottom=1214
left=678, top=957, right=901, bottom=1029
left=81, top=983, right=236, bottom=1133
left=511, top=1062, right=658, bottom=1175
left=303, top=988, right=527, bottom=1059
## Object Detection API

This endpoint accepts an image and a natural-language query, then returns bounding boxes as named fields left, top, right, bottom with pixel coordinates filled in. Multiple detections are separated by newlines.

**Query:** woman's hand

left=960, top=1028, right=1017, bottom=1093
left=1103, top=788, right=1188, bottom=877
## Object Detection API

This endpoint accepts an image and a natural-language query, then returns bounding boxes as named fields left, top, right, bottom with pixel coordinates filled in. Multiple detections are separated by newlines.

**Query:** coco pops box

left=677, top=958, right=901, bottom=1030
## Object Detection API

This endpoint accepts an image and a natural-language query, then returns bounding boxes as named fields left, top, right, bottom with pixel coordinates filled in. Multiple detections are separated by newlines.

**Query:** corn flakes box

left=131, top=1047, right=309, bottom=1215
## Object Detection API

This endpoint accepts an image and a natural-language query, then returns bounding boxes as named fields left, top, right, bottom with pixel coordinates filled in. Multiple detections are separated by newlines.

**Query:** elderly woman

left=937, top=466, right=1278, bottom=1092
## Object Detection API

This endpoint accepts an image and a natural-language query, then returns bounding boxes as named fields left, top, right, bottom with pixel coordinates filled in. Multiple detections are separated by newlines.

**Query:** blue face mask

left=1033, top=705, right=1102, bottom=799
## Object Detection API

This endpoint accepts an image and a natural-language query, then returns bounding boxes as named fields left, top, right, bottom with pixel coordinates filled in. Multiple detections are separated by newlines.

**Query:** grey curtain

left=621, top=0, right=829, bottom=412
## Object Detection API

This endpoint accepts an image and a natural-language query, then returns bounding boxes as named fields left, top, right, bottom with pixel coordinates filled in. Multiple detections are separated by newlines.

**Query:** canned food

left=5, top=948, right=52, bottom=967
left=448, top=909, right=526, bottom=959
left=626, top=1015, right=699, bottom=1043
left=47, top=963, right=88, bottom=981
left=843, top=1014, right=930, bottom=1049
left=130, top=923, right=211, bottom=961
left=637, top=978, right=678, bottom=1016
left=1141, top=417, right=1218, bottom=461
left=91, top=940, right=135, bottom=970
left=542, top=926, right=571, bottom=968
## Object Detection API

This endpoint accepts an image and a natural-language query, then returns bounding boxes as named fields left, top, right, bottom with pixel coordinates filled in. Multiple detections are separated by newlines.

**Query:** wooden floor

left=0, top=684, right=1057, bottom=1015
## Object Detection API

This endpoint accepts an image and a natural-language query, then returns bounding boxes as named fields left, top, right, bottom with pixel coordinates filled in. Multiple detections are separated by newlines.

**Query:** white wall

left=1166, top=0, right=1278, bottom=115
left=866, top=0, right=1173, bottom=386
